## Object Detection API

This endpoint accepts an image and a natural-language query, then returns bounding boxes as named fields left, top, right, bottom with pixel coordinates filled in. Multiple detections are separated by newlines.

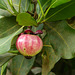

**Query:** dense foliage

left=0, top=0, right=75, bottom=75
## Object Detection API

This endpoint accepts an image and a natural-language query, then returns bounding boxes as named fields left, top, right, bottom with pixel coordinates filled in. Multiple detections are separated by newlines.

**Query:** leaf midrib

left=45, top=23, right=69, bottom=48
left=42, top=1, right=75, bottom=22
left=0, top=2, right=7, bottom=9
left=0, top=26, right=24, bottom=47
left=0, top=24, right=17, bottom=36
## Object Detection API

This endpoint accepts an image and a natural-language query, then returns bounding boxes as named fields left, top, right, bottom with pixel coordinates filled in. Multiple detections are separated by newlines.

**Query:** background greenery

left=0, top=0, right=75, bottom=75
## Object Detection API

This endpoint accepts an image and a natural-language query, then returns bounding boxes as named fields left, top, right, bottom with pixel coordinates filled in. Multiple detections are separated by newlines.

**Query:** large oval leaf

left=0, top=16, right=21, bottom=38
left=0, top=26, right=23, bottom=54
left=0, top=16, right=23, bottom=54
left=11, top=55, right=35, bottom=75
left=44, top=21, right=75, bottom=59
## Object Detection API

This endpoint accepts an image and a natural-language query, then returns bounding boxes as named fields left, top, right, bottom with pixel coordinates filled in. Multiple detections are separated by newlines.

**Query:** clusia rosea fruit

left=16, top=29, right=43, bottom=57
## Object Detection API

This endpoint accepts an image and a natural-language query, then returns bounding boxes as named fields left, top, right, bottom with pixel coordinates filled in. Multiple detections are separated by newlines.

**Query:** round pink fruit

left=16, top=34, right=43, bottom=56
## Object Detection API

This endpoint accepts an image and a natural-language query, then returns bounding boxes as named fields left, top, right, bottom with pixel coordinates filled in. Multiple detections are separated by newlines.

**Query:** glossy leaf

left=50, top=0, right=71, bottom=8
left=21, top=0, right=30, bottom=12
left=45, top=0, right=75, bottom=22
left=0, top=0, right=7, bottom=10
left=37, top=0, right=71, bottom=16
left=0, top=26, right=23, bottom=54
left=0, top=16, right=21, bottom=38
left=44, top=20, right=75, bottom=59
left=42, top=36, right=60, bottom=75
left=0, top=9, right=11, bottom=16
left=39, top=0, right=71, bottom=8
left=11, top=55, right=35, bottom=75
left=0, top=16, right=23, bottom=54
left=16, top=13, right=37, bottom=26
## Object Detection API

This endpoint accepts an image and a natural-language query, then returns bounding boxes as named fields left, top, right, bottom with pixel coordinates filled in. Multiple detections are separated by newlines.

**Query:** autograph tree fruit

left=16, top=34, right=43, bottom=56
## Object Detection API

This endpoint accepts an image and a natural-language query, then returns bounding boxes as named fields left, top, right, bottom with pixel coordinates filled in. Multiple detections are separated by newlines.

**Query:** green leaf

left=39, top=0, right=70, bottom=8
left=16, top=13, right=37, bottom=26
left=51, top=0, right=71, bottom=8
left=37, top=0, right=51, bottom=17
left=45, top=0, right=75, bottom=22
left=37, top=0, right=44, bottom=16
left=10, top=0, right=30, bottom=12
left=0, top=0, right=7, bottom=10
left=1, top=62, right=8, bottom=75
left=0, top=68, right=1, bottom=74
left=0, top=15, right=24, bottom=54
left=0, top=9, right=11, bottom=16
left=0, top=16, right=21, bottom=38
left=21, top=0, right=30, bottom=12
left=38, top=0, right=51, bottom=10
left=11, top=55, right=35, bottom=75
left=42, top=38, right=60, bottom=75
left=0, top=16, right=23, bottom=54
left=32, top=23, right=44, bottom=32
left=44, top=20, right=75, bottom=59
left=37, top=0, right=71, bottom=17
left=0, top=44, right=18, bottom=67
left=0, top=53, right=16, bottom=66
left=0, top=0, right=13, bottom=16
left=28, top=3, right=34, bottom=12
left=0, top=26, right=23, bottom=54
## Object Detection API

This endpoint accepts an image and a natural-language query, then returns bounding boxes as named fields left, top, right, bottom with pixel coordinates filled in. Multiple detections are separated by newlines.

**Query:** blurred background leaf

left=42, top=36, right=60, bottom=75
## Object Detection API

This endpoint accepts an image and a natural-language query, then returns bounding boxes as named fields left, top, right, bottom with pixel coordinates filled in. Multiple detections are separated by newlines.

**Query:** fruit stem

left=8, top=50, right=19, bottom=54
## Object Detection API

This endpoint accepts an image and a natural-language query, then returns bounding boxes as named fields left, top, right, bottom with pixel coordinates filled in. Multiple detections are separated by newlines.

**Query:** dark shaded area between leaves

left=52, top=58, right=75, bottom=75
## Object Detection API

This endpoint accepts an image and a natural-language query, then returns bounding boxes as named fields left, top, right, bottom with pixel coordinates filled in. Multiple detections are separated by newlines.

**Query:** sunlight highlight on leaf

left=0, top=26, right=24, bottom=54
